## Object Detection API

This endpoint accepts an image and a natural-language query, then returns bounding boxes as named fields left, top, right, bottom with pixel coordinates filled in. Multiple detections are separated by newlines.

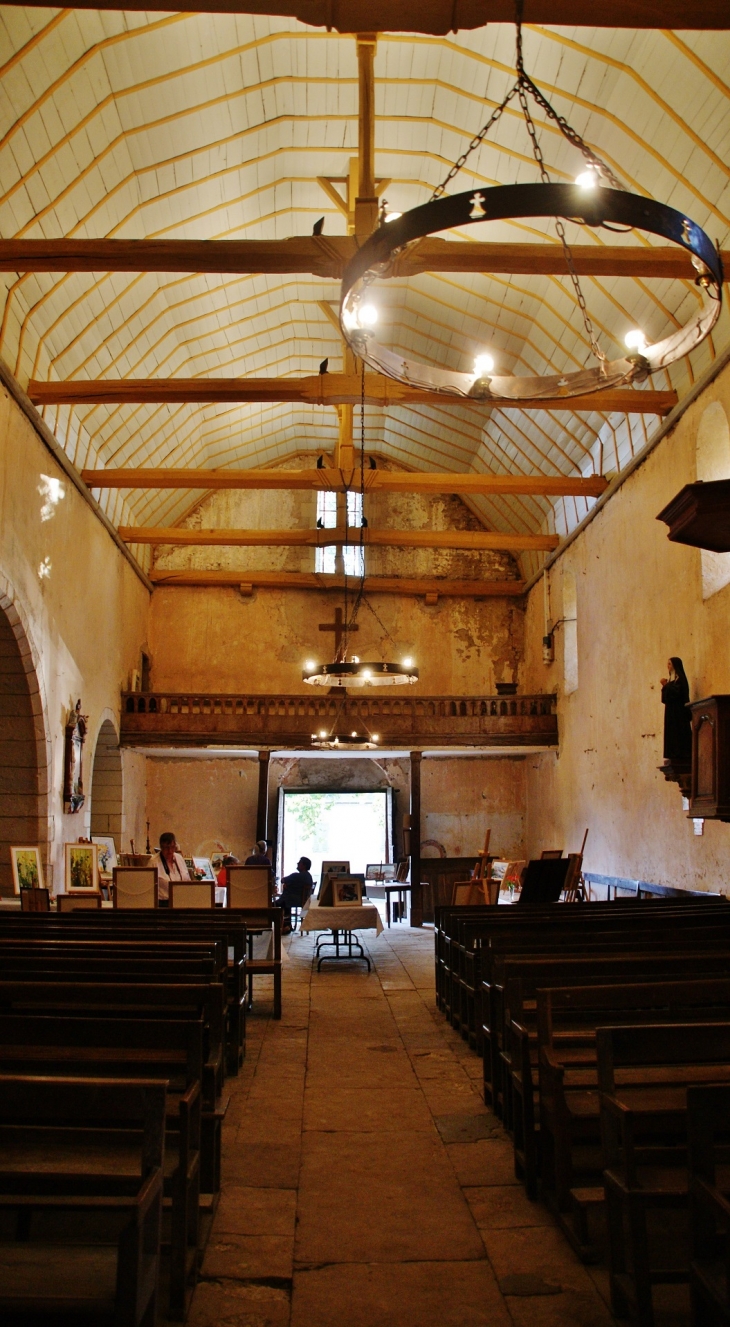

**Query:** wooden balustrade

left=120, top=691, right=558, bottom=749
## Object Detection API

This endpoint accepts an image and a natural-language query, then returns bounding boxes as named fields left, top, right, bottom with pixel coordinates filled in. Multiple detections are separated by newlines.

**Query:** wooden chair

left=20, top=888, right=49, bottom=912
left=56, top=892, right=102, bottom=911
left=113, top=866, right=158, bottom=909
left=169, top=881, right=216, bottom=909
left=227, top=865, right=272, bottom=909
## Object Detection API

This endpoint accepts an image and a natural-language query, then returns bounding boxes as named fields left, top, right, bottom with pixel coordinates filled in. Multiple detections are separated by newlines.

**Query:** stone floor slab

left=290, top=1260, right=513, bottom=1327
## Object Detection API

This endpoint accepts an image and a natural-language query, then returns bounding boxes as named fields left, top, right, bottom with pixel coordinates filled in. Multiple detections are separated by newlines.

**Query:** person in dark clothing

left=277, top=856, right=314, bottom=930
left=661, top=656, right=692, bottom=761
left=245, top=840, right=271, bottom=866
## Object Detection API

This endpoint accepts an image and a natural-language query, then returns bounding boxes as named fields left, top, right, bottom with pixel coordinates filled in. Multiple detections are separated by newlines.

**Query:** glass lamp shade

left=302, top=661, right=418, bottom=687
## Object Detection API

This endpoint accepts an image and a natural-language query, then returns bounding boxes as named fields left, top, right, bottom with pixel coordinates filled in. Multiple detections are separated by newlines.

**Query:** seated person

left=277, top=856, right=314, bottom=930
left=150, top=831, right=191, bottom=904
left=216, top=854, right=239, bottom=888
left=245, top=840, right=271, bottom=866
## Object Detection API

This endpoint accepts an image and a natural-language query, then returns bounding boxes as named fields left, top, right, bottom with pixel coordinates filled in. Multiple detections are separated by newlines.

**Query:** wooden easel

left=563, top=828, right=589, bottom=902
left=451, top=830, right=497, bottom=905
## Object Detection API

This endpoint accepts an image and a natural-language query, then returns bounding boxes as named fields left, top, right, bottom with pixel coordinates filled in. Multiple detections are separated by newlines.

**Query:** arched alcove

left=0, top=597, right=48, bottom=896
left=90, top=718, right=123, bottom=847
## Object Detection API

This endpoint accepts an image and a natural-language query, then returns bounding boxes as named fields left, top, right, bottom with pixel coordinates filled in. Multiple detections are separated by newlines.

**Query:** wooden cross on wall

left=319, top=606, right=358, bottom=659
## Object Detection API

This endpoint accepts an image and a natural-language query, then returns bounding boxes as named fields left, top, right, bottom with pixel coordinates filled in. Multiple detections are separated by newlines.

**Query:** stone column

left=256, top=750, right=270, bottom=845
left=410, top=751, right=422, bottom=928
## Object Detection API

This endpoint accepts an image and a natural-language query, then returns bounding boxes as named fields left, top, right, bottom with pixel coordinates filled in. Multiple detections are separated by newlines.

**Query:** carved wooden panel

left=689, top=695, right=730, bottom=821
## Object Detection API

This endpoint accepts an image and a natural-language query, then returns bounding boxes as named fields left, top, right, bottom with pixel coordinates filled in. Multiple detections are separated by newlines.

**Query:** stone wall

left=143, top=752, right=526, bottom=876
left=0, top=380, right=149, bottom=892
left=521, top=360, right=730, bottom=892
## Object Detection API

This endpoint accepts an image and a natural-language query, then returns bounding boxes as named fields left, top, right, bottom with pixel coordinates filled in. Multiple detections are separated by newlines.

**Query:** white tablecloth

left=301, top=898, right=384, bottom=937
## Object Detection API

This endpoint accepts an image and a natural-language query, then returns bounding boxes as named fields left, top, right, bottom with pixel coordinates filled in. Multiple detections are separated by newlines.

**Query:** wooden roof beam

left=4, top=2, right=728, bottom=30
left=119, top=525, right=560, bottom=551
left=149, top=569, right=526, bottom=597
left=32, top=374, right=676, bottom=414
left=82, top=467, right=608, bottom=498
left=0, top=238, right=723, bottom=280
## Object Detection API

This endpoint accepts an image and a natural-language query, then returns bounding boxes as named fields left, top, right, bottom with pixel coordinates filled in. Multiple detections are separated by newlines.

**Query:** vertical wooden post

left=354, top=34, right=378, bottom=239
left=256, top=750, right=270, bottom=845
left=410, top=750, right=422, bottom=928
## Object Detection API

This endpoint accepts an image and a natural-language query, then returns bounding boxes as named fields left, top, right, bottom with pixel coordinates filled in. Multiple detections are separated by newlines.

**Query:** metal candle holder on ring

left=303, top=660, right=419, bottom=687
left=339, top=182, right=723, bottom=401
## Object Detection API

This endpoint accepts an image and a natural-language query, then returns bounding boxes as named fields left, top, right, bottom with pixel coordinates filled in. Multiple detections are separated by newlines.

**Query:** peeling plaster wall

left=522, top=362, right=730, bottom=893
left=143, top=753, right=526, bottom=875
left=148, top=586, right=522, bottom=695
left=148, top=473, right=524, bottom=695
left=422, top=757, right=525, bottom=861
left=0, top=385, right=149, bottom=892
left=145, top=757, right=260, bottom=861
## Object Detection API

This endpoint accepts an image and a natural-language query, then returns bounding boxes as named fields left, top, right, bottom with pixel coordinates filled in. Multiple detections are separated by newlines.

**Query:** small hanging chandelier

left=303, top=659, right=418, bottom=688
left=310, top=729, right=382, bottom=750
left=302, top=366, right=419, bottom=691
left=339, top=6, right=722, bottom=401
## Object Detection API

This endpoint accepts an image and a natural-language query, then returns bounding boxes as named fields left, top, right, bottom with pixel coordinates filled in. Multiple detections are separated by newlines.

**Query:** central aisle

left=189, top=927, right=617, bottom=1327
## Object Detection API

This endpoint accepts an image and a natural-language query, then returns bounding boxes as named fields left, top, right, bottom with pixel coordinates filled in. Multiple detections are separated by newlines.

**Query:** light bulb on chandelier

left=624, top=329, right=648, bottom=352
left=474, top=354, right=495, bottom=378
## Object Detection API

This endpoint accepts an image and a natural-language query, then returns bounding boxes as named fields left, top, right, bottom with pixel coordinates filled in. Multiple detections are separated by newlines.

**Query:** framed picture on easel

left=65, top=842, right=100, bottom=894
left=10, top=846, right=44, bottom=894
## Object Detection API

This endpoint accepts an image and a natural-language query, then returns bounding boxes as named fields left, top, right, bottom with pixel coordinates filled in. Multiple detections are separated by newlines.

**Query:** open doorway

left=279, top=790, right=391, bottom=885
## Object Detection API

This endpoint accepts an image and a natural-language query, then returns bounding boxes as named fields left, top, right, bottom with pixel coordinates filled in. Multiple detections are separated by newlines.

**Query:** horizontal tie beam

left=83, top=467, right=608, bottom=498
left=118, top=525, right=560, bottom=551
left=2, top=2, right=728, bottom=29
left=149, top=569, right=526, bottom=597
left=31, top=373, right=677, bottom=414
left=0, top=237, right=722, bottom=281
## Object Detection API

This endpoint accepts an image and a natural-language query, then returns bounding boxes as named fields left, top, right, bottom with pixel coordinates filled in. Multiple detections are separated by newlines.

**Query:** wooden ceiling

left=0, top=7, right=727, bottom=580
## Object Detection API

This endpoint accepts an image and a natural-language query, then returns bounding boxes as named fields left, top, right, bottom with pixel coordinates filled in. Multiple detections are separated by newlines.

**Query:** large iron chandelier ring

left=340, top=183, right=723, bottom=402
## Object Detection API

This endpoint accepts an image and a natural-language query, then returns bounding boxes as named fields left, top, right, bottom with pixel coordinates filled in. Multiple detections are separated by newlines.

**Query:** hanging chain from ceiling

left=428, top=0, right=625, bottom=369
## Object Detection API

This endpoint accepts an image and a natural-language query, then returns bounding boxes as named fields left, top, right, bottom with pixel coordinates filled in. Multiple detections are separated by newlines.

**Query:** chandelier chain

left=517, top=83, right=606, bottom=366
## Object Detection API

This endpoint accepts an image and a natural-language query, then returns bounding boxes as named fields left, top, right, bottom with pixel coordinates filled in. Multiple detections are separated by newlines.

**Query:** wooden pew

left=0, top=1012, right=204, bottom=1320
left=687, top=1083, right=730, bottom=1326
left=0, top=1075, right=165, bottom=1327
left=524, top=978, right=730, bottom=1247
left=598, top=1022, right=730, bottom=1327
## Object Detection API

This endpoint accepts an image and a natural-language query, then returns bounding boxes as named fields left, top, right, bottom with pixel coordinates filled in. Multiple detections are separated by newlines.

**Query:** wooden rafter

left=82, top=466, right=608, bottom=497
left=149, top=569, right=526, bottom=596
left=0, top=238, right=722, bottom=280
left=32, top=374, right=676, bottom=413
left=119, top=525, right=560, bottom=551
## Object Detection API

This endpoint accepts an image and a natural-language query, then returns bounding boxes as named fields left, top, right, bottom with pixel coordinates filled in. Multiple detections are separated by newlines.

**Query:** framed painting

left=10, top=846, right=44, bottom=894
left=65, top=842, right=100, bottom=894
left=332, top=876, right=363, bottom=907
left=92, top=835, right=118, bottom=877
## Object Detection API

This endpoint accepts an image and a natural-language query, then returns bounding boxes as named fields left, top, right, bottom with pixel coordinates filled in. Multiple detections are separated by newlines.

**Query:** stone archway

left=0, top=592, right=49, bottom=896
left=90, top=718, right=123, bottom=847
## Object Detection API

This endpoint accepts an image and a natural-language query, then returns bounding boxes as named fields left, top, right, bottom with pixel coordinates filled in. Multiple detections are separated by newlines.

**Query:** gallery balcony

left=120, top=690, right=558, bottom=751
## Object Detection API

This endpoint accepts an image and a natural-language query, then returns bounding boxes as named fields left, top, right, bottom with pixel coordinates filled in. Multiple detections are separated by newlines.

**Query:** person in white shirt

left=151, top=831, right=191, bottom=904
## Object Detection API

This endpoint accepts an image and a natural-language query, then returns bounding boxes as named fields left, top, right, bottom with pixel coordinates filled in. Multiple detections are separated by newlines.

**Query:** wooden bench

left=0, top=1075, right=165, bottom=1327
left=598, top=1021, right=730, bottom=1327
left=0, top=1012, right=205, bottom=1320
left=687, top=1083, right=730, bottom=1326
left=527, top=978, right=730, bottom=1248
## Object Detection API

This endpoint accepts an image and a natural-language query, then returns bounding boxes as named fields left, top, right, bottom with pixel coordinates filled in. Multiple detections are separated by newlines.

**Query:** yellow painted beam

left=119, top=525, right=560, bottom=551
left=149, top=569, right=526, bottom=597
left=83, top=466, right=608, bottom=497
left=32, top=374, right=677, bottom=414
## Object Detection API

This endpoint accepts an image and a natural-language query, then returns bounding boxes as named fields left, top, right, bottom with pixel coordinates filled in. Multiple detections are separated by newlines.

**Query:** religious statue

left=63, top=698, right=88, bottom=813
left=660, top=657, right=692, bottom=762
